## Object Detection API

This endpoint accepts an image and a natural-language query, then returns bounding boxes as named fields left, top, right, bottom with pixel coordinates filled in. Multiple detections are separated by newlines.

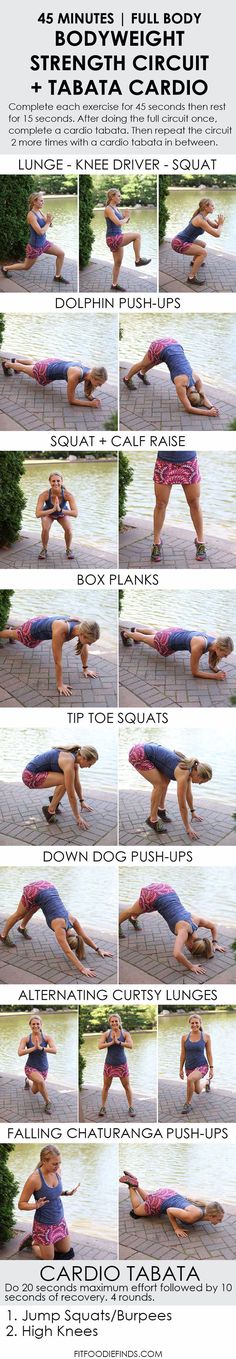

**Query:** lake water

left=82, top=1027, right=157, bottom=1098
left=10, top=587, right=117, bottom=654
left=0, top=863, right=118, bottom=937
left=3, top=313, right=118, bottom=384
left=119, top=864, right=236, bottom=928
left=122, top=450, right=236, bottom=541
left=7, top=1144, right=118, bottom=1237
left=92, top=205, right=157, bottom=274
left=118, top=1143, right=236, bottom=1206
left=19, top=459, right=118, bottom=554
left=165, top=187, right=236, bottom=256
left=43, top=193, right=77, bottom=260
left=0, top=1010, right=78, bottom=1090
left=158, top=1010, right=236, bottom=1092
left=120, top=313, right=236, bottom=388
left=0, top=726, right=117, bottom=791
left=121, top=587, right=236, bottom=640
left=119, top=721, right=236, bottom=803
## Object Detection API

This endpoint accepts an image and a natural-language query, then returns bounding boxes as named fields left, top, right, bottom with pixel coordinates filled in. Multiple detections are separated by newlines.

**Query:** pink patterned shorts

left=107, top=234, right=124, bottom=252
left=171, top=236, right=190, bottom=255
left=153, top=629, right=173, bottom=656
left=139, top=883, right=171, bottom=913
left=147, top=339, right=175, bottom=366
left=22, top=881, right=50, bottom=910
left=22, top=768, right=49, bottom=789
left=32, top=360, right=50, bottom=386
left=129, top=745, right=154, bottom=773
left=26, top=241, right=51, bottom=259
left=144, top=1188, right=174, bottom=1217
left=153, top=457, right=200, bottom=486
left=32, top=1217, right=68, bottom=1246
left=15, top=620, right=39, bottom=649
left=185, top=1063, right=208, bottom=1077
left=104, top=1063, right=128, bottom=1079
left=25, top=1064, right=48, bottom=1079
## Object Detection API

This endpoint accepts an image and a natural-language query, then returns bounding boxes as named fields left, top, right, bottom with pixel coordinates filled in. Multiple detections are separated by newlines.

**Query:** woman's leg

left=3, top=359, right=35, bottom=378
left=112, top=246, right=124, bottom=287
left=0, top=627, right=19, bottom=642
left=120, top=230, right=141, bottom=262
left=0, top=899, right=28, bottom=940
left=33, top=1242, right=54, bottom=1259
left=123, top=627, right=156, bottom=647
left=27, top=1071, right=49, bottom=1106
left=128, top=1185, right=148, bottom=1216
left=2, top=257, right=35, bottom=273
left=100, top=1073, right=112, bottom=1109
left=43, top=243, right=65, bottom=278
left=59, top=514, right=73, bottom=551
left=139, top=769, right=169, bottom=824
left=124, top=352, right=153, bottom=384
left=185, top=242, right=207, bottom=280
left=153, top=486, right=171, bottom=545
left=119, top=903, right=143, bottom=925
left=54, top=1233, right=71, bottom=1254
left=183, top=484, right=204, bottom=542
left=43, top=776, right=66, bottom=816
left=120, top=1074, right=134, bottom=1110
left=40, top=517, right=53, bottom=552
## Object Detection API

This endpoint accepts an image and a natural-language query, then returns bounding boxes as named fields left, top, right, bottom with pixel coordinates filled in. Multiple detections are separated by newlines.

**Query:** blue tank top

left=158, top=449, right=197, bottom=465
left=159, top=1191, right=194, bottom=1214
left=165, top=629, right=214, bottom=654
left=162, top=343, right=194, bottom=387
left=143, top=744, right=180, bottom=781
left=153, top=890, right=198, bottom=936
left=25, top=1034, right=49, bottom=1074
left=26, top=747, right=76, bottom=776
left=106, top=207, right=123, bottom=238
left=185, top=1032, right=207, bottom=1071
left=34, top=1168, right=63, bottom=1225
left=32, top=882, right=71, bottom=931
left=45, top=361, right=90, bottom=384
left=105, top=1028, right=128, bottom=1068
left=28, top=210, right=47, bottom=249
left=178, top=217, right=205, bottom=243
left=29, top=617, right=79, bottom=642
left=44, top=489, right=69, bottom=516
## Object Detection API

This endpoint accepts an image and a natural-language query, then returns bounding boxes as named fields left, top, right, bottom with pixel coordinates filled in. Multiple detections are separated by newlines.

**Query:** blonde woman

left=0, top=879, right=112, bottom=978
left=1, top=190, right=68, bottom=283
left=171, top=197, right=225, bottom=284
left=179, top=1013, right=213, bottom=1113
left=121, top=625, right=234, bottom=683
left=18, top=1014, right=56, bottom=1115
left=120, top=1171, right=224, bottom=1240
left=21, top=743, right=98, bottom=827
left=1, top=356, right=107, bottom=411
left=18, top=1147, right=79, bottom=1259
left=36, top=470, right=78, bottom=561
left=119, top=883, right=226, bottom=976
left=0, top=615, right=100, bottom=697
left=98, top=1012, right=135, bottom=1117
left=104, top=188, right=151, bottom=290
left=128, top=743, right=212, bottom=839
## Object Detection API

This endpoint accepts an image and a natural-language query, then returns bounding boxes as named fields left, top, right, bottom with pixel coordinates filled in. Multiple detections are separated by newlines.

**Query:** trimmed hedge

left=0, top=591, right=14, bottom=631
left=0, top=314, right=5, bottom=349
left=0, top=1146, right=19, bottom=1247
left=0, top=176, right=33, bottom=260
left=159, top=177, right=170, bottom=244
left=79, top=176, right=95, bottom=268
left=119, top=451, right=133, bottom=523
left=0, top=452, right=26, bottom=546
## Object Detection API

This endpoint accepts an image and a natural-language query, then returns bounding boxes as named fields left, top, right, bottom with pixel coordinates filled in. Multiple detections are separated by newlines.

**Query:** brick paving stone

left=119, top=911, right=236, bottom=986
left=119, top=1186, right=236, bottom=1259
left=80, top=1086, right=157, bottom=1124
left=0, top=628, right=117, bottom=708
left=79, top=257, right=157, bottom=294
left=0, top=1071, right=78, bottom=1122
left=159, top=240, right=236, bottom=294
left=119, top=515, right=236, bottom=573
left=2, top=1225, right=117, bottom=1260
left=119, top=624, right=236, bottom=709
left=158, top=1077, right=236, bottom=1124
left=0, top=254, right=77, bottom=294
left=0, top=354, right=118, bottom=432
left=0, top=529, right=117, bottom=571
left=0, top=915, right=117, bottom=985
left=119, top=788, right=236, bottom=847
left=120, top=364, right=236, bottom=431
left=0, top=782, right=117, bottom=846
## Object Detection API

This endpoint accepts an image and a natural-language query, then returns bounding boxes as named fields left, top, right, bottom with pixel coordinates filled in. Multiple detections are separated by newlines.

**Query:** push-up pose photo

left=123, top=338, right=219, bottom=416
left=18, top=1147, right=79, bottom=1260
left=21, top=743, right=98, bottom=828
left=2, top=355, right=107, bottom=409
left=121, top=624, right=233, bottom=683
left=1, top=190, right=69, bottom=285
left=104, top=188, right=151, bottom=290
left=98, top=1012, right=135, bottom=1118
left=171, top=198, right=225, bottom=285
left=128, top=743, right=212, bottom=838
left=36, top=470, right=78, bottom=560
left=0, top=879, right=112, bottom=978
left=119, top=882, right=225, bottom=976
left=179, top=1013, right=213, bottom=1113
left=18, top=1013, right=56, bottom=1115
left=0, top=615, right=100, bottom=697
left=120, top=1170, right=224, bottom=1240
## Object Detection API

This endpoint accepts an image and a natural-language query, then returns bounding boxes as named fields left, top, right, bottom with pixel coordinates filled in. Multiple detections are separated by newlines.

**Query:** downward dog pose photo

left=123, top=338, right=219, bottom=416
left=171, top=198, right=225, bottom=284
left=1, top=190, right=69, bottom=285
left=121, top=624, right=234, bottom=682
left=98, top=1013, right=135, bottom=1118
left=120, top=1170, right=224, bottom=1239
left=36, top=470, right=78, bottom=560
left=104, top=188, right=151, bottom=290
left=18, top=1014, right=56, bottom=1115
left=119, top=882, right=225, bottom=976
left=1, top=355, right=108, bottom=410
left=21, top=743, right=98, bottom=828
left=179, top=1013, right=213, bottom=1113
left=0, top=615, right=100, bottom=697
left=0, top=879, right=112, bottom=978
left=18, top=1147, right=79, bottom=1260
left=128, top=743, right=212, bottom=839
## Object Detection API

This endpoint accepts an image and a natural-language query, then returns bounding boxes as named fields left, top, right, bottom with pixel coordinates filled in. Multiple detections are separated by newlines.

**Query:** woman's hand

left=187, top=825, right=199, bottom=840
left=83, top=668, right=97, bottom=679
left=81, top=801, right=92, bottom=812
left=214, top=669, right=226, bottom=680
left=88, top=397, right=101, bottom=408
left=66, top=1182, right=80, bottom=1196
left=214, top=944, right=226, bottom=954
left=80, top=965, right=96, bottom=977
left=191, top=812, right=203, bottom=823
left=58, top=684, right=72, bottom=697
left=98, top=949, right=113, bottom=958
left=36, top=1196, right=49, bottom=1209
left=76, top=815, right=88, bottom=830
left=174, top=1225, right=188, bottom=1239
left=179, top=1070, right=184, bottom=1080
left=190, top=963, right=205, bottom=975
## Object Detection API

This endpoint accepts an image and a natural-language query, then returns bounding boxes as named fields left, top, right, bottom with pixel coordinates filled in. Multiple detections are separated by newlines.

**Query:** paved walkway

left=119, top=625, right=236, bottom=709
left=0, top=1070, right=78, bottom=1122
left=79, top=257, right=157, bottom=294
left=80, top=1086, right=157, bottom=1124
left=119, top=789, right=236, bottom=846
left=120, top=365, right=236, bottom=431
left=119, top=515, right=236, bottom=570
left=0, top=529, right=117, bottom=571
left=0, top=782, right=117, bottom=846
left=2, top=1223, right=117, bottom=1260
left=119, top=1186, right=236, bottom=1259
left=0, top=355, right=117, bottom=431
left=0, top=254, right=77, bottom=294
left=0, top=628, right=117, bottom=708
left=158, top=1076, right=236, bottom=1124
left=119, top=914, right=236, bottom=986
left=159, top=240, right=236, bottom=294
left=0, top=917, right=117, bottom=985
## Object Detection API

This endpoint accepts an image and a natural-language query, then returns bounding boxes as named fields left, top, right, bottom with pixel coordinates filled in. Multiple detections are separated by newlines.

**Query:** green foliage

left=32, top=175, right=77, bottom=195
left=229, top=419, right=236, bottom=430
left=159, top=177, right=170, bottom=243
left=119, top=451, right=133, bottom=522
left=105, top=412, right=118, bottom=431
left=0, top=1146, right=19, bottom=1246
left=0, top=313, right=5, bottom=348
left=0, top=591, right=14, bottom=631
left=0, top=453, right=26, bottom=547
left=169, top=174, right=236, bottom=188
left=92, top=175, right=157, bottom=206
left=0, top=176, right=33, bottom=260
left=79, top=1005, right=156, bottom=1086
left=119, top=590, right=124, bottom=612
left=23, top=450, right=116, bottom=461
left=79, top=176, right=95, bottom=268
